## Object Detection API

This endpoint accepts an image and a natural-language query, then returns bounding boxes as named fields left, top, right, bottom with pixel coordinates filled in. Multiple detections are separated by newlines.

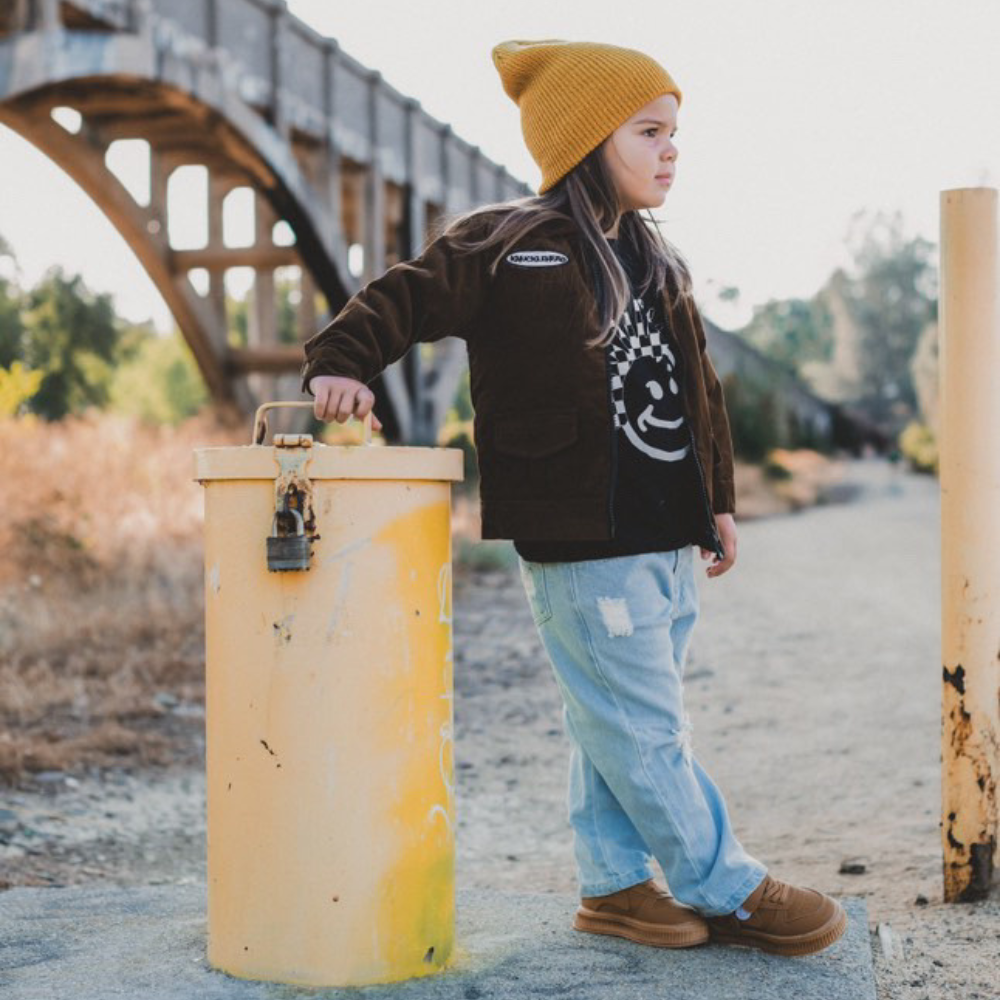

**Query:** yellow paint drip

left=369, top=501, right=456, bottom=976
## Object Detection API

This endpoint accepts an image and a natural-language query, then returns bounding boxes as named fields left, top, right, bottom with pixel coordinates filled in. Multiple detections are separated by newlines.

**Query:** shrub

left=722, top=372, right=782, bottom=462
left=898, top=420, right=937, bottom=475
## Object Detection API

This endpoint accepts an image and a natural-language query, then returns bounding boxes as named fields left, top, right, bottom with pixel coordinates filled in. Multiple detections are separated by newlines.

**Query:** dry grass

left=0, top=409, right=243, bottom=785
left=731, top=447, right=852, bottom=518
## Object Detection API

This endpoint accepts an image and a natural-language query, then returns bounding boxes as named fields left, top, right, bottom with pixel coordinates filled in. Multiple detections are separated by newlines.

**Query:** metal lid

left=192, top=402, right=464, bottom=483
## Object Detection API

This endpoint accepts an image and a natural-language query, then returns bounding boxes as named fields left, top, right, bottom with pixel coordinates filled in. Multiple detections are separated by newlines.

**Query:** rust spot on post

left=956, top=840, right=996, bottom=902
left=943, top=663, right=965, bottom=694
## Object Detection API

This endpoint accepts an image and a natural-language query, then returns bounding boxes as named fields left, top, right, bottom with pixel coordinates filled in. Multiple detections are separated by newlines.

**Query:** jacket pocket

left=493, top=408, right=578, bottom=457
left=486, top=408, right=580, bottom=501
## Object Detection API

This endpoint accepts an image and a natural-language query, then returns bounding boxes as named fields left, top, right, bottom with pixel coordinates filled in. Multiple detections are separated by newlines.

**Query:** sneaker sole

left=707, top=902, right=848, bottom=957
left=574, top=907, right=710, bottom=948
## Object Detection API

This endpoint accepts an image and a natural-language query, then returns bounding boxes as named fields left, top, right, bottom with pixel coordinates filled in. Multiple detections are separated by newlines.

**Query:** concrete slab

left=0, top=884, right=875, bottom=999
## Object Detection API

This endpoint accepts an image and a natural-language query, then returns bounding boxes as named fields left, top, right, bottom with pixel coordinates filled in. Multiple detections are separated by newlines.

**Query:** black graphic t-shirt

left=513, top=237, right=706, bottom=563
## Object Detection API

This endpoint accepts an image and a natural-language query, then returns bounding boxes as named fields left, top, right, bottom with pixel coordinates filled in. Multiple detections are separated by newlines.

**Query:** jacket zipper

left=604, top=345, right=619, bottom=539
left=589, top=249, right=619, bottom=541
left=685, top=415, right=725, bottom=561
left=670, top=308, right=725, bottom=560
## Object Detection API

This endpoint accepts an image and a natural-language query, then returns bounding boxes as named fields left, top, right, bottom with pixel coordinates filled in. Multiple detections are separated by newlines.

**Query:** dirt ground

left=1, top=442, right=997, bottom=999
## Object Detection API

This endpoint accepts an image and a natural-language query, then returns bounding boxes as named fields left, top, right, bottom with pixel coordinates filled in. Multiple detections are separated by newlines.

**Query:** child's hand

left=700, top=512, right=736, bottom=577
left=311, top=375, right=383, bottom=430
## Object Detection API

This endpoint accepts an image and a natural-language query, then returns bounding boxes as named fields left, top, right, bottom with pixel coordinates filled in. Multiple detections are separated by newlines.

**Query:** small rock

left=33, top=771, right=66, bottom=794
left=839, top=857, right=867, bottom=874
left=0, top=808, right=20, bottom=836
left=685, top=667, right=715, bottom=681
left=914, top=893, right=929, bottom=905
left=876, top=921, right=901, bottom=960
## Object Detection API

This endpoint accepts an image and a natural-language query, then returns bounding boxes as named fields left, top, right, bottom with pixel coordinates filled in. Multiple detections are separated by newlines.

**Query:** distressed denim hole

left=676, top=711, right=695, bottom=765
left=596, top=596, right=633, bottom=637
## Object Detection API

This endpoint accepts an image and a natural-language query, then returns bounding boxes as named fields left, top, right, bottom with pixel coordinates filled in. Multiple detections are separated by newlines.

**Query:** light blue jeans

left=517, top=545, right=767, bottom=917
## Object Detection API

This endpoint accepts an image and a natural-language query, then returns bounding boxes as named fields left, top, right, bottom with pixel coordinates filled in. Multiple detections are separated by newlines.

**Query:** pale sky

left=0, top=0, right=997, bottom=334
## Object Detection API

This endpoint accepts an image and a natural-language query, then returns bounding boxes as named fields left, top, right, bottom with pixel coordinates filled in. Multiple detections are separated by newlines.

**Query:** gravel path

left=2, top=456, right=997, bottom=999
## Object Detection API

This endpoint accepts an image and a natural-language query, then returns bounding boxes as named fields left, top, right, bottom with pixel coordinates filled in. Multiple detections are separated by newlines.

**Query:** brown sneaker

left=574, top=878, right=709, bottom=948
left=705, top=873, right=847, bottom=957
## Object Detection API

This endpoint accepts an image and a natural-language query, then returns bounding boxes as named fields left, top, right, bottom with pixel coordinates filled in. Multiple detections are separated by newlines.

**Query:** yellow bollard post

left=192, top=402, right=464, bottom=986
left=939, top=188, right=1000, bottom=902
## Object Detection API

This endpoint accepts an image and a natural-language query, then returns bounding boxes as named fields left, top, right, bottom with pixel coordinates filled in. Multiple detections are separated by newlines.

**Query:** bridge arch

left=0, top=0, right=531, bottom=437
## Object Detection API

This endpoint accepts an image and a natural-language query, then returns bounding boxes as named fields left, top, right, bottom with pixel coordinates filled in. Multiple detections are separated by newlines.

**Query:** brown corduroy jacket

left=300, top=212, right=734, bottom=558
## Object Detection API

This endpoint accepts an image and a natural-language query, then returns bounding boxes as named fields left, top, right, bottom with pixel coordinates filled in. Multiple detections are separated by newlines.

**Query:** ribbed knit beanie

left=491, top=39, right=682, bottom=195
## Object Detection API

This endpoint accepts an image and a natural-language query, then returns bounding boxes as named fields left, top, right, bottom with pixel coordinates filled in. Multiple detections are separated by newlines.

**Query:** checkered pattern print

left=608, top=297, right=679, bottom=431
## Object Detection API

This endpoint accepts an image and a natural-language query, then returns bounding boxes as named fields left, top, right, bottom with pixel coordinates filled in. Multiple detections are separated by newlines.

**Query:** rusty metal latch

left=252, top=402, right=376, bottom=573
left=253, top=403, right=319, bottom=573
left=268, top=438, right=315, bottom=572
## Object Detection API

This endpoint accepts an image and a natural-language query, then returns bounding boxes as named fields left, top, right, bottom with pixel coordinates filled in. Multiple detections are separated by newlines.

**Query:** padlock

left=266, top=506, right=311, bottom=572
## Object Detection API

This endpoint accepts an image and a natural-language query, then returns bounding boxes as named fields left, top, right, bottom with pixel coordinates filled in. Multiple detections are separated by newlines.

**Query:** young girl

left=301, top=39, right=847, bottom=959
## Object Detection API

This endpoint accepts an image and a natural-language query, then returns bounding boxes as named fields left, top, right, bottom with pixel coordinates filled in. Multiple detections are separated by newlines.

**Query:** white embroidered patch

left=505, top=250, right=569, bottom=267
left=596, top=596, right=633, bottom=637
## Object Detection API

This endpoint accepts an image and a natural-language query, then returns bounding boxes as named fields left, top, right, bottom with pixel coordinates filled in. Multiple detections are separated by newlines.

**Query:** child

left=301, top=38, right=847, bottom=959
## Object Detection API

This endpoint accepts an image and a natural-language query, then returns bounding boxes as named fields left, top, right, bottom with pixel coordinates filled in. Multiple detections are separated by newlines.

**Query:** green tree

left=841, top=208, right=937, bottom=430
left=742, top=296, right=834, bottom=375
left=0, top=236, right=24, bottom=369
left=107, top=323, right=208, bottom=425
left=0, top=361, right=43, bottom=418
left=447, top=363, right=474, bottom=421
left=228, top=292, right=248, bottom=347
left=277, top=272, right=298, bottom=344
left=226, top=274, right=298, bottom=347
left=20, top=267, right=128, bottom=420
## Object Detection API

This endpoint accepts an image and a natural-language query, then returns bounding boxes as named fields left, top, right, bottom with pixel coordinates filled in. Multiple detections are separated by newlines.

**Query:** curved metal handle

left=252, top=401, right=373, bottom=446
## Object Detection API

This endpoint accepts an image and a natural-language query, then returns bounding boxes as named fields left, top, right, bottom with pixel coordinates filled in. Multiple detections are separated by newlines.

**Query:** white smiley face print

left=608, top=296, right=691, bottom=462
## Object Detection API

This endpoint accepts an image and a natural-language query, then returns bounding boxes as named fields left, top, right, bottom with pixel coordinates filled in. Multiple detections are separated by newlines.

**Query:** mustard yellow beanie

left=491, top=39, right=682, bottom=195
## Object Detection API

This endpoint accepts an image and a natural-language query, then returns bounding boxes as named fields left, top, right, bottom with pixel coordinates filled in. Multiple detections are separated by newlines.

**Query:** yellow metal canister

left=192, top=402, right=464, bottom=987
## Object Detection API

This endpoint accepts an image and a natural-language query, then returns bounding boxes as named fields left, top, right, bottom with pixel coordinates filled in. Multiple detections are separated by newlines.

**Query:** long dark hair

left=430, top=139, right=696, bottom=349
